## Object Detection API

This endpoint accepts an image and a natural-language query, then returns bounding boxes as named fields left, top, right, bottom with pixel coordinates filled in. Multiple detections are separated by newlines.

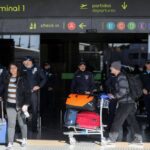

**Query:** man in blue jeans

left=106, top=61, right=142, bottom=145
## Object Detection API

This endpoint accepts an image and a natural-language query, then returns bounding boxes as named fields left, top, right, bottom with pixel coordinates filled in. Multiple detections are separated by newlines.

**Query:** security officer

left=140, top=60, right=150, bottom=130
left=22, top=56, right=46, bottom=132
left=41, top=62, right=56, bottom=116
left=71, top=62, right=95, bottom=94
left=105, top=73, right=117, bottom=129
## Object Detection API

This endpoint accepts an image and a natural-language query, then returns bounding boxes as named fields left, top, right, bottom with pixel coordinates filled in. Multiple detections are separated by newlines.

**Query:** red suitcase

left=76, top=111, right=100, bottom=129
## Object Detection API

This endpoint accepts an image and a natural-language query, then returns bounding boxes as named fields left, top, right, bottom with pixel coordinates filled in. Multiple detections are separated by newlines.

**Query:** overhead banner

left=1, top=18, right=150, bottom=33
left=0, top=0, right=150, bottom=18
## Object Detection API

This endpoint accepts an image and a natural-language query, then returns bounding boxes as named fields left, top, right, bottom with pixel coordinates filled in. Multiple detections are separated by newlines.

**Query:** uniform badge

left=32, top=67, right=37, bottom=74
left=85, top=75, right=89, bottom=80
left=0, top=69, right=3, bottom=75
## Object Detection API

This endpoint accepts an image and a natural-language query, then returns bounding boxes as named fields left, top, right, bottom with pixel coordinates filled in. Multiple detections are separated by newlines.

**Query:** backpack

left=126, top=74, right=143, bottom=101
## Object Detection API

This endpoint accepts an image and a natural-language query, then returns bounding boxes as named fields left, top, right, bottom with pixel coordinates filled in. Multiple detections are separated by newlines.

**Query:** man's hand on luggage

left=143, top=89, right=148, bottom=95
left=85, top=91, right=91, bottom=95
left=108, top=93, right=115, bottom=99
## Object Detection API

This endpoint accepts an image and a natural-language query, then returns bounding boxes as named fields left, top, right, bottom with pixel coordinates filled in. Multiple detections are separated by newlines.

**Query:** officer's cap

left=23, top=56, right=33, bottom=62
left=78, top=61, right=86, bottom=66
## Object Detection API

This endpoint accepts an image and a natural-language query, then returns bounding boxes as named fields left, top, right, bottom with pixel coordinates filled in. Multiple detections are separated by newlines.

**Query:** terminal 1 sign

left=0, top=0, right=150, bottom=18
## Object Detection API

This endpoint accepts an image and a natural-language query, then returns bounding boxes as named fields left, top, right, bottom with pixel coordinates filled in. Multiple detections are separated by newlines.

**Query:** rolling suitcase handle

left=0, top=97, right=4, bottom=120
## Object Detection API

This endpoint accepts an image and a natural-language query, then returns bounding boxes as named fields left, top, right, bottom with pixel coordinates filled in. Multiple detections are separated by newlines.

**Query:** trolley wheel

left=101, top=141, right=105, bottom=146
left=69, top=136, right=76, bottom=145
left=101, top=137, right=107, bottom=146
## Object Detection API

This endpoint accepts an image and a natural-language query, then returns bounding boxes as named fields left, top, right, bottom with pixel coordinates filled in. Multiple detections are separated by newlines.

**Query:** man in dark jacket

left=71, top=62, right=95, bottom=94
left=0, top=64, right=8, bottom=98
left=41, top=62, right=57, bottom=116
left=105, top=74, right=118, bottom=130
left=22, top=56, right=46, bottom=132
left=106, top=61, right=142, bottom=145
left=140, top=60, right=150, bottom=130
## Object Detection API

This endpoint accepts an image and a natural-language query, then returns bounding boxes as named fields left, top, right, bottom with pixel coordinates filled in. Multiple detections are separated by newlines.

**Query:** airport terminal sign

left=1, top=18, right=150, bottom=33
left=0, top=0, right=150, bottom=18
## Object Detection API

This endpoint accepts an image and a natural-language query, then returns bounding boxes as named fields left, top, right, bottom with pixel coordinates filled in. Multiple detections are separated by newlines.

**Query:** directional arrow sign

left=121, top=2, right=128, bottom=10
left=79, top=23, right=87, bottom=29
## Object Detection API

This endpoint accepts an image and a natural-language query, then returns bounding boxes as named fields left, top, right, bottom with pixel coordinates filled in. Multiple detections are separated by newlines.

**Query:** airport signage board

left=0, top=0, right=150, bottom=18
left=1, top=18, right=91, bottom=33
left=1, top=18, right=150, bottom=33
left=92, top=18, right=150, bottom=33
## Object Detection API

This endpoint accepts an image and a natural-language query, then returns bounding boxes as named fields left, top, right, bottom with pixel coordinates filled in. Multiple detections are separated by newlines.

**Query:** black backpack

left=126, top=74, right=143, bottom=101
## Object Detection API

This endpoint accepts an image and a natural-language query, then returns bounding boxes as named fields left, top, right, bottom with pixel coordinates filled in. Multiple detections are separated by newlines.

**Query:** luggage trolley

left=63, top=94, right=110, bottom=145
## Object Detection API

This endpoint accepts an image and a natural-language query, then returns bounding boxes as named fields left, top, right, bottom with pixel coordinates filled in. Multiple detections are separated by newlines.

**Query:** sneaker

left=129, top=137, right=143, bottom=146
left=21, top=138, right=27, bottom=147
left=6, top=142, right=13, bottom=150
left=105, top=138, right=116, bottom=146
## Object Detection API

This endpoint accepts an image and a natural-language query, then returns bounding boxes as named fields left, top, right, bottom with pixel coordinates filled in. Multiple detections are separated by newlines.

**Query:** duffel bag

left=76, top=111, right=100, bottom=129
left=66, top=94, right=96, bottom=111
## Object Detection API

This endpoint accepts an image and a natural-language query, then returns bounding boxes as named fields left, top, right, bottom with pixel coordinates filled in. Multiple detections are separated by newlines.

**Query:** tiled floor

left=1, top=141, right=150, bottom=150
left=1, top=111, right=150, bottom=150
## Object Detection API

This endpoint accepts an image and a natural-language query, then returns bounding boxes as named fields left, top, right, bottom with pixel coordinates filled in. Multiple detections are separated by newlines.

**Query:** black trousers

left=109, top=103, right=141, bottom=142
left=30, top=92, right=38, bottom=130
left=108, top=99, right=117, bottom=129
left=143, top=95, right=150, bottom=126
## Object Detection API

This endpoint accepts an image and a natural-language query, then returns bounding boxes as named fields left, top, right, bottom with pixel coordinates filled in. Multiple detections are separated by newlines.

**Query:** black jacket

left=43, top=68, right=56, bottom=89
left=71, top=70, right=95, bottom=94
left=105, top=74, right=117, bottom=93
left=22, top=64, right=47, bottom=89
left=0, top=66, right=8, bottom=97
left=140, top=71, right=150, bottom=92
left=113, top=73, right=134, bottom=103
left=4, top=75, right=31, bottom=109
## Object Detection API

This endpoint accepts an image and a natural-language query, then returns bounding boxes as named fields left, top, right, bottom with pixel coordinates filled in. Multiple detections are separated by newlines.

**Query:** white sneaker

left=6, top=142, right=13, bottom=150
left=21, top=138, right=27, bottom=147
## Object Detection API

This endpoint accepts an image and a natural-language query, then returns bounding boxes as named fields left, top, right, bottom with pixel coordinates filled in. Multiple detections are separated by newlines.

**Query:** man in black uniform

left=71, top=62, right=95, bottom=94
left=41, top=62, right=56, bottom=116
left=141, top=60, right=150, bottom=130
left=22, top=56, right=46, bottom=132
left=105, top=74, right=117, bottom=129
